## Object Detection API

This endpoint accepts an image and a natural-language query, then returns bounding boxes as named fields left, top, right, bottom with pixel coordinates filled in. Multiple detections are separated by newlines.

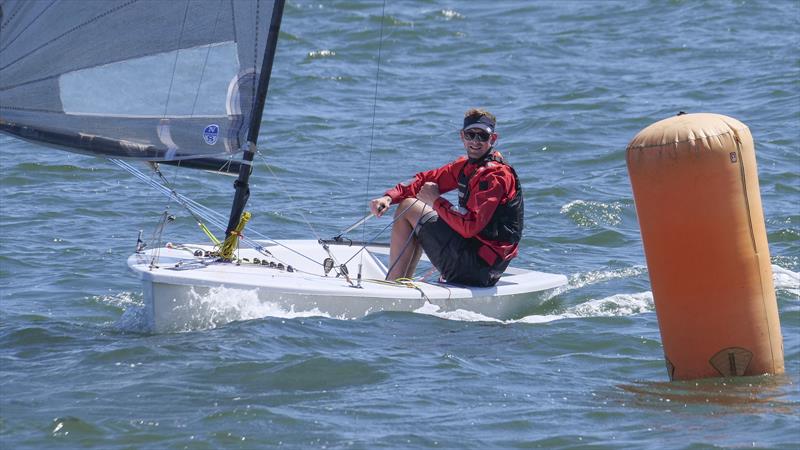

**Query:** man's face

left=461, top=128, right=495, bottom=160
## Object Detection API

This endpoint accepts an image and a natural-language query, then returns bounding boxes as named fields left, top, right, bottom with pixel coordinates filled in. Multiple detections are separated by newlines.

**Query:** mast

left=224, top=0, right=286, bottom=239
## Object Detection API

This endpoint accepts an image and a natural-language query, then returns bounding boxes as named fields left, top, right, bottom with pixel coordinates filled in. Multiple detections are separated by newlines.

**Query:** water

left=1, top=0, right=798, bottom=448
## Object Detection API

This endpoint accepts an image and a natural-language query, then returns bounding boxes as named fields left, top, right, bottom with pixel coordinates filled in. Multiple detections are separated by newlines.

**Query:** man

left=370, top=108, right=524, bottom=287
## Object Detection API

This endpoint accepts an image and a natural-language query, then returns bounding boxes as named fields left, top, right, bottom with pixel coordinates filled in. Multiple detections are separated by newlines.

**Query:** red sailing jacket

left=384, top=151, right=520, bottom=266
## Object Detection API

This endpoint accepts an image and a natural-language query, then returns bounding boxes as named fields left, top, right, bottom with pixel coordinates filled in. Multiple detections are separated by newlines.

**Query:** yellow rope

left=218, top=211, right=251, bottom=260
left=363, top=277, right=431, bottom=302
left=199, top=222, right=221, bottom=245
left=393, top=277, right=418, bottom=288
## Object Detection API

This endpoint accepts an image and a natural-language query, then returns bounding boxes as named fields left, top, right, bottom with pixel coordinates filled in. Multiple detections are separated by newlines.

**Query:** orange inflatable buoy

left=626, top=112, right=784, bottom=381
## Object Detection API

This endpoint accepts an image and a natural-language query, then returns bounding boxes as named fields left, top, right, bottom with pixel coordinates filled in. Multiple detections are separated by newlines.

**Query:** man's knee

left=395, top=197, right=421, bottom=218
left=395, top=198, right=438, bottom=230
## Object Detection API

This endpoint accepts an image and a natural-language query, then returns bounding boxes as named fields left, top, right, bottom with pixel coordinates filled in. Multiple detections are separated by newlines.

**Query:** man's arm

left=383, top=158, right=464, bottom=204
left=433, top=169, right=513, bottom=238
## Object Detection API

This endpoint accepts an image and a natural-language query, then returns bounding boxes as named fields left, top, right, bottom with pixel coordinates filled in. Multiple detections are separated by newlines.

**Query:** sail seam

left=0, top=0, right=56, bottom=54
left=0, top=105, right=233, bottom=121
left=0, top=74, right=60, bottom=92
left=0, top=0, right=139, bottom=72
left=0, top=105, right=63, bottom=114
left=0, top=0, right=25, bottom=28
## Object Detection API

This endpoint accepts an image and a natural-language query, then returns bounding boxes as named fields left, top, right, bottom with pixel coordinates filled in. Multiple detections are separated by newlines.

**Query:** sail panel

left=1, top=77, right=62, bottom=112
left=0, top=0, right=276, bottom=161
left=59, top=42, right=240, bottom=117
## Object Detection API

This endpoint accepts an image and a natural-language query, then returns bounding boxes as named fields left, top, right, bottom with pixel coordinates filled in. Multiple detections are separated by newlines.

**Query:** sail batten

left=0, top=0, right=277, bottom=163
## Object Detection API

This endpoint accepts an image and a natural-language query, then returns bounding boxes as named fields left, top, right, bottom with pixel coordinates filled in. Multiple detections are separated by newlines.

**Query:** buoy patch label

left=709, top=347, right=753, bottom=377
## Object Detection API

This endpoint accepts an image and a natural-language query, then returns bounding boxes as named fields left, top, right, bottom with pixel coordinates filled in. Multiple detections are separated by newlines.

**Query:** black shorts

left=415, top=214, right=505, bottom=287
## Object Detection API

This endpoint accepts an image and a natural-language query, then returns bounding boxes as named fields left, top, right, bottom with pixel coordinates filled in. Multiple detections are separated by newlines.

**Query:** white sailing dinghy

left=0, top=0, right=567, bottom=332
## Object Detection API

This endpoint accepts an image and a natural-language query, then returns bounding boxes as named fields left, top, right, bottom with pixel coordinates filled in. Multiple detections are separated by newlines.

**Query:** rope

left=200, top=223, right=222, bottom=245
left=363, top=277, right=431, bottom=303
left=218, top=211, right=251, bottom=260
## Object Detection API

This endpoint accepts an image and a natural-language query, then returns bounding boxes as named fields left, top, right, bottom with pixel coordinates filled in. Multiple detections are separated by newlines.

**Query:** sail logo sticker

left=203, top=124, right=220, bottom=145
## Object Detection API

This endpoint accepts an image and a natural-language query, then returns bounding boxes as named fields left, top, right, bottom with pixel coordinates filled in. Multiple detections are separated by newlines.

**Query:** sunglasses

left=463, top=130, right=491, bottom=142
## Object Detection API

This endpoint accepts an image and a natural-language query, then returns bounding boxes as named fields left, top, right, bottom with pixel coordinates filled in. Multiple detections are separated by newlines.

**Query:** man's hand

left=416, top=182, right=440, bottom=206
left=370, top=195, right=392, bottom=217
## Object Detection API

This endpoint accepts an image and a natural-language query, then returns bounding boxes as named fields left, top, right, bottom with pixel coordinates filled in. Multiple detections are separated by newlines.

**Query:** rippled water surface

left=1, top=1, right=798, bottom=449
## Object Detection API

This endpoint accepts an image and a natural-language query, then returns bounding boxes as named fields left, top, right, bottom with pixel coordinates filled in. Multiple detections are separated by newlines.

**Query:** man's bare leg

left=387, top=198, right=435, bottom=280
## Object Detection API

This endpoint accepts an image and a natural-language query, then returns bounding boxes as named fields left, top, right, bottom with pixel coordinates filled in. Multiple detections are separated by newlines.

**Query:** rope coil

left=218, top=211, right=251, bottom=261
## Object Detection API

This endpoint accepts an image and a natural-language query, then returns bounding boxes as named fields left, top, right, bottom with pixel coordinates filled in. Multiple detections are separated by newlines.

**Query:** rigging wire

left=189, top=0, right=225, bottom=116
left=111, top=159, right=438, bottom=289
left=157, top=0, right=192, bottom=217
left=112, top=159, right=228, bottom=229
left=254, top=151, right=323, bottom=242
left=253, top=151, right=357, bottom=282
left=359, top=0, right=389, bottom=271
left=162, top=0, right=191, bottom=119
left=113, top=1, right=397, bottom=281
left=110, top=158, right=325, bottom=268
left=340, top=199, right=417, bottom=267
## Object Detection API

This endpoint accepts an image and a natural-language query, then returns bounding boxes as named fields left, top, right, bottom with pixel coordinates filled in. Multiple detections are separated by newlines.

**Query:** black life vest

left=457, top=152, right=524, bottom=244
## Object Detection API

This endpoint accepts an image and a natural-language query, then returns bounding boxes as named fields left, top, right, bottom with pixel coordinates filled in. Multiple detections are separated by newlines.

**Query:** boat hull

left=128, top=240, right=567, bottom=332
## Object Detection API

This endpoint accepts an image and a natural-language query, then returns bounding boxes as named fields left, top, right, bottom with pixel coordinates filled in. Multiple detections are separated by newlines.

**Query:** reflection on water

left=618, top=374, right=796, bottom=414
